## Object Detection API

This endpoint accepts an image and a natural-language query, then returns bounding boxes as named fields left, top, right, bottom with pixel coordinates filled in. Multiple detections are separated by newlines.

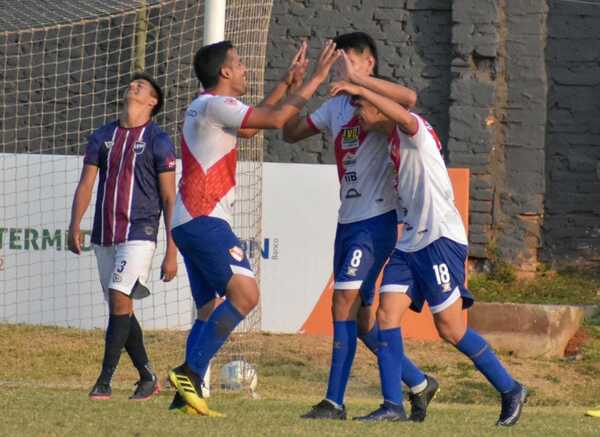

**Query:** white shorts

left=93, top=240, right=156, bottom=300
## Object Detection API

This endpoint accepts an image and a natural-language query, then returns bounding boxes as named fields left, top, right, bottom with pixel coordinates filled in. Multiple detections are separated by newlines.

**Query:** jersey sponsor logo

left=341, top=127, right=359, bottom=150
left=344, top=171, right=358, bottom=185
left=104, top=141, right=114, bottom=149
left=229, top=246, right=245, bottom=262
left=144, top=226, right=154, bottom=236
left=342, top=151, right=357, bottom=168
left=134, top=141, right=146, bottom=155
left=345, top=188, right=362, bottom=199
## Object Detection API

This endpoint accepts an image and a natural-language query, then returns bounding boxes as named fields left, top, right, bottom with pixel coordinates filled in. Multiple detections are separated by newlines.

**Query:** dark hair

left=333, top=32, right=379, bottom=75
left=131, top=72, right=163, bottom=116
left=193, top=40, right=234, bottom=90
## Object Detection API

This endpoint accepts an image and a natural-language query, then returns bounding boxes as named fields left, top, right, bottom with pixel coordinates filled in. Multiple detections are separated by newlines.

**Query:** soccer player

left=283, top=32, right=438, bottom=421
left=68, top=73, right=177, bottom=401
left=329, top=77, right=528, bottom=426
left=167, top=39, right=341, bottom=416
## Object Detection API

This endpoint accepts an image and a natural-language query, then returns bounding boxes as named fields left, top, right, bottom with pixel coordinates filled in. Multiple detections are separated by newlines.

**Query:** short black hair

left=333, top=32, right=379, bottom=76
left=194, top=40, right=234, bottom=90
left=131, top=72, right=163, bottom=116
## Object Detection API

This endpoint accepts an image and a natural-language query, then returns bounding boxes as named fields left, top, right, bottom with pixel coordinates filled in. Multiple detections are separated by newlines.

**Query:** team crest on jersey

left=341, top=127, right=359, bottom=150
left=104, top=141, right=113, bottom=149
left=229, top=246, right=245, bottom=262
left=134, top=141, right=146, bottom=155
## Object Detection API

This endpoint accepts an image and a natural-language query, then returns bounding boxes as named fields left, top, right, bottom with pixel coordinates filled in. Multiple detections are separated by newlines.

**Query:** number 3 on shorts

left=350, top=249, right=363, bottom=268
left=433, top=263, right=450, bottom=285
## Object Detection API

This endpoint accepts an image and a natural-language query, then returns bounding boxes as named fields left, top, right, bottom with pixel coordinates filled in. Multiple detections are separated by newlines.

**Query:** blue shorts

left=333, top=210, right=397, bottom=306
left=380, top=237, right=474, bottom=314
left=172, top=216, right=255, bottom=308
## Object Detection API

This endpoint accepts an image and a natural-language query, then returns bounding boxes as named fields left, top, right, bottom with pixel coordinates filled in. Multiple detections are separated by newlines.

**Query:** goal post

left=0, top=0, right=273, bottom=391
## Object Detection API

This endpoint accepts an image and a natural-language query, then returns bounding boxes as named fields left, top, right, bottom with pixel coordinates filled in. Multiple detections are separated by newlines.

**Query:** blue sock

left=325, top=320, right=357, bottom=406
left=377, top=328, right=404, bottom=405
left=456, top=328, right=515, bottom=394
left=360, top=324, right=426, bottom=391
left=187, top=300, right=244, bottom=376
left=186, top=319, right=208, bottom=375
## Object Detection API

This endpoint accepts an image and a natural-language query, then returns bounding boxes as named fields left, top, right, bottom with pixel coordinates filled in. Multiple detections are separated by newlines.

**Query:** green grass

left=1, top=324, right=600, bottom=436
left=470, top=267, right=600, bottom=305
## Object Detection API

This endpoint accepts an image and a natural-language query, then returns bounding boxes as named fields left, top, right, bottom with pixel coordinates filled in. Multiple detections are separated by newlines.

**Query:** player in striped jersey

left=68, top=73, right=177, bottom=401
left=330, top=78, right=527, bottom=426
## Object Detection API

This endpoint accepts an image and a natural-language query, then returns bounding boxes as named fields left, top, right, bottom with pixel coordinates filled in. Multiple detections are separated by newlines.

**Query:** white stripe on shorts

left=334, top=280, right=363, bottom=290
left=380, top=284, right=409, bottom=293
left=230, top=265, right=255, bottom=278
left=429, top=286, right=461, bottom=314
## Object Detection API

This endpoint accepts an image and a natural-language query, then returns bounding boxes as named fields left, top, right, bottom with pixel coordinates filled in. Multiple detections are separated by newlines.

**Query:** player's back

left=391, top=114, right=467, bottom=252
left=173, top=93, right=252, bottom=228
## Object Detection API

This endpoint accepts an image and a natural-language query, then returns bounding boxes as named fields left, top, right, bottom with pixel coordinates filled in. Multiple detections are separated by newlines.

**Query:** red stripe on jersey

left=415, top=114, right=442, bottom=152
left=102, top=128, right=127, bottom=245
left=113, top=127, right=141, bottom=244
left=179, top=136, right=237, bottom=218
left=306, top=115, right=320, bottom=133
left=334, top=116, right=365, bottom=181
left=240, top=107, right=254, bottom=129
left=389, top=128, right=401, bottom=173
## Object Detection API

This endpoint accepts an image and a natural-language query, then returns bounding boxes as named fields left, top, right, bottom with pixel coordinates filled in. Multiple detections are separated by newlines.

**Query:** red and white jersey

left=307, top=95, right=397, bottom=224
left=173, top=93, right=253, bottom=228
left=389, top=114, right=467, bottom=252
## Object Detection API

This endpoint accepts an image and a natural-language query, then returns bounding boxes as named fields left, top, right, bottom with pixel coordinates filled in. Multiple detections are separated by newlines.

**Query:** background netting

left=0, top=0, right=273, bottom=391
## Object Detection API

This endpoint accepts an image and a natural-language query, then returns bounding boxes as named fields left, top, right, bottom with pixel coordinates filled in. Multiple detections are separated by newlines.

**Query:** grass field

left=1, top=323, right=600, bottom=436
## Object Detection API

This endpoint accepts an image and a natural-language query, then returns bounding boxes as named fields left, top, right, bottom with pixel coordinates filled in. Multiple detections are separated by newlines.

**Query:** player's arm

left=337, top=50, right=417, bottom=108
left=158, top=170, right=177, bottom=282
left=330, top=80, right=418, bottom=135
left=238, top=41, right=309, bottom=139
left=242, top=40, right=340, bottom=130
left=68, top=164, right=98, bottom=254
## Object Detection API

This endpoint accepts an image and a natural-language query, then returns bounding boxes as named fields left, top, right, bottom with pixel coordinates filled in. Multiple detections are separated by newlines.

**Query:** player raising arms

left=68, top=73, right=177, bottom=401
left=284, top=32, right=438, bottom=421
left=330, top=78, right=528, bottom=426
left=167, top=39, right=340, bottom=416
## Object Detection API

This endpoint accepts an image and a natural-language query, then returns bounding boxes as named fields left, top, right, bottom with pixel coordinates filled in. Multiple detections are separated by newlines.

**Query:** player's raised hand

left=160, top=251, right=177, bottom=282
left=67, top=225, right=83, bottom=255
left=311, top=39, right=341, bottom=82
left=329, top=80, right=362, bottom=98
left=283, top=40, right=309, bottom=88
left=334, top=50, right=357, bottom=83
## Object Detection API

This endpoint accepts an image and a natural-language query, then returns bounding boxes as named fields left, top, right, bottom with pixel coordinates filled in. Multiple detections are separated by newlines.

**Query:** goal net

left=0, top=0, right=272, bottom=390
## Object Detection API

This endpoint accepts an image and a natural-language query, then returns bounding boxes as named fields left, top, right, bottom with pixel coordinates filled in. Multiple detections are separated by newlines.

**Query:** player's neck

left=208, top=83, right=240, bottom=98
left=120, top=104, right=151, bottom=128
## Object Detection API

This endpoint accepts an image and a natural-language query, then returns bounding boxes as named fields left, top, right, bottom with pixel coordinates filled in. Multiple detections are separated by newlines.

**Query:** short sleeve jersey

left=307, top=95, right=397, bottom=224
left=172, top=93, right=253, bottom=228
left=389, top=114, right=468, bottom=252
left=83, top=120, right=177, bottom=246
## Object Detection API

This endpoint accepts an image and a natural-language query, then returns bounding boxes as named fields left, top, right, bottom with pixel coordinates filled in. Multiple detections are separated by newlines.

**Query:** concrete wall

left=263, top=0, right=600, bottom=268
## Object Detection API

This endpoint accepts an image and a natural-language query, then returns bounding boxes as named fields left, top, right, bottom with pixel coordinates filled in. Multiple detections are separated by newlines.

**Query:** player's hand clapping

left=283, top=40, right=309, bottom=90
left=310, top=40, right=341, bottom=83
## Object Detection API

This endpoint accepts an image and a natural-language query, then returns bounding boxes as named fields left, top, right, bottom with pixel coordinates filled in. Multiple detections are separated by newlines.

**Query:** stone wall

left=263, top=0, right=600, bottom=267
left=544, top=0, right=600, bottom=264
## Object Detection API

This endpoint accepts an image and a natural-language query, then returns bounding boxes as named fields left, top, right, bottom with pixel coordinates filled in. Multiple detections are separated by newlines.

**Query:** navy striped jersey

left=84, top=120, right=176, bottom=246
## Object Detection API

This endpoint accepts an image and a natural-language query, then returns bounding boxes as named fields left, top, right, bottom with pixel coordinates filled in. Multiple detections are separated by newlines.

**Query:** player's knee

left=108, top=289, right=132, bottom=315
left=435, top=321, right=463, bottom=345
